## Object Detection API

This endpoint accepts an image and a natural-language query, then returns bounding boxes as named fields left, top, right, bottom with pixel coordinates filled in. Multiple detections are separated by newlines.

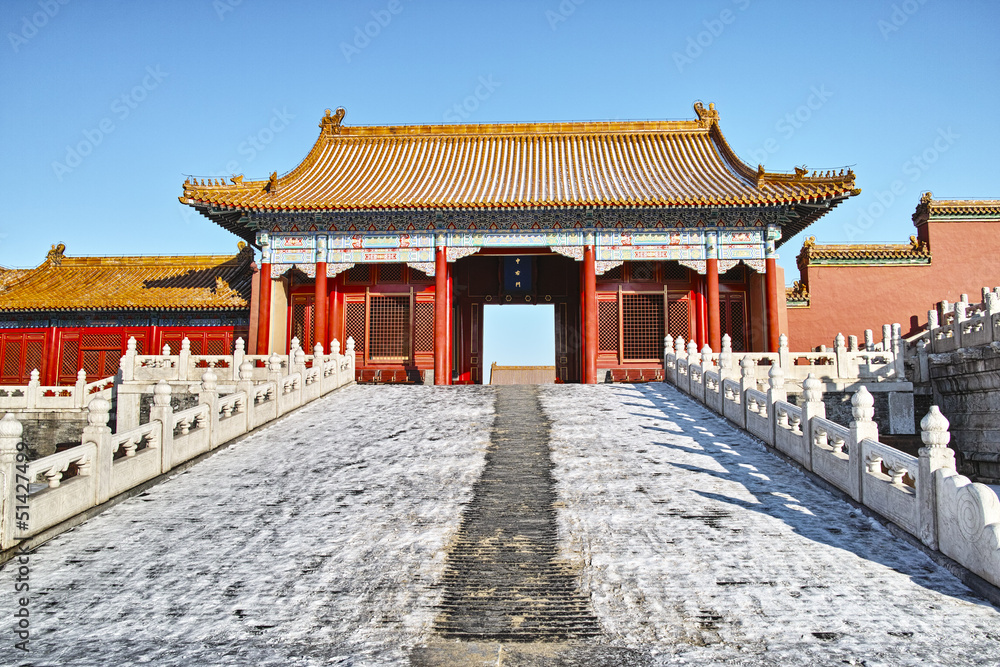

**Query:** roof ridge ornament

left=46, top=243, right=66, bottom=266
left=693, top=101, right=719, bottom=128
left=320, top=107, right=347, bottom=135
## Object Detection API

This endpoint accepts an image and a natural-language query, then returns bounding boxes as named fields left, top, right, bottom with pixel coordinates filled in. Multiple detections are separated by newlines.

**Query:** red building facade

left=786, top=195, right=1000, bottom=350
left=182, top=103, right=854, bottom=383
left=0, top=244, right=252, bottom=384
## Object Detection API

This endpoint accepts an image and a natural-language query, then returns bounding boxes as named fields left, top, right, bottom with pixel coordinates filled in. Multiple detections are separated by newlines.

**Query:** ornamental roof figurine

left=179, top=101, right=859, bottom=245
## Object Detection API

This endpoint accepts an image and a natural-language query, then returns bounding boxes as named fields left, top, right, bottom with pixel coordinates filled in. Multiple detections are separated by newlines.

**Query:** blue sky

left=1, top=0, right=998, bottom=362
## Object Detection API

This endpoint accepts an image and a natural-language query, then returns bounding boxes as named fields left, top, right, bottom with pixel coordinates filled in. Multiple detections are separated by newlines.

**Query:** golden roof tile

left=0, top=244, right=253, bottom=312
left=180, top=102, right=858, bottom=214
left=912, top=192, right=1000, bottom=224
left=796, top=235, right=931, bottom=269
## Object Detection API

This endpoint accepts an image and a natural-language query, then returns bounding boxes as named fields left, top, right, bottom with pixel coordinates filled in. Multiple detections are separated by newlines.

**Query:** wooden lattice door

left=720, top=293, right=748, bottom=352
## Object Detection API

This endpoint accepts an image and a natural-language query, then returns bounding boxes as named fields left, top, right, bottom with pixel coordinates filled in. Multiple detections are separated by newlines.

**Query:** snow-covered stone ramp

left=543, top=382, right=1000, bottom=665
left=2, top=382, right=1000, bottom=665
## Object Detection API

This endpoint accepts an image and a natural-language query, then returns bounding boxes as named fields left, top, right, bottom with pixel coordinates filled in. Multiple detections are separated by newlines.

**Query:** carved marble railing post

left=26, top=369, right=40, bottom=409
left=848, top=386, right=878, bottom=503
left=232, top=337, right=245, bottom=382
left=674, top=335, right=685, bottom=359
left=178, top=338, right=191, bottom=382
left=149, top=380, right=174, bottom=473
left=834, top=333, right=850, bottom=378
left=121, top=337, right=138, bottom=382
left=74, top=369, right=87, bottom=408
left=864, top=329, right=875, bottom=352
left=891, top=323, right=904, bottom=378
left=927, top=309, right=939, bottom=349
left=954, top=302, right=968, bottom=349
left=918, top=405, right=956, bottom=550
left=848, top=335, right=858, bottom=353
left=663, top=334, right=675, bottom=383
left=719, top=334, right=735, bottom=380
left=293, top=342, right=307, bottom=380
left=330, top=339, right=342, bottom=386
left=236, top=360, right=256, bottom=428
left=0, top=413, right=22, bottom=550
left=767, top=363, right=785, bottom=447
left=345, top=337, right=356, bottom=381
left=199, top=369, right=220, bottom=448
left=916, top=338, right=930, bottom=384
left=778, top=334, right=790, bottom=370
left=800, top=374, right=826, bottom=472
left=738, top=355, right=755, bottom=429
left=685, top=340, right=698, bottom=394
left=82, top=396, right=113, bottom=505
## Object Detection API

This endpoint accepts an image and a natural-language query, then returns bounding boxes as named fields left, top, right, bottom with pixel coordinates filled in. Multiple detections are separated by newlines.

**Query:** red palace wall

left=0, top=326, right=247, bottom=386
left=787, top=220, right=1000, bottom=350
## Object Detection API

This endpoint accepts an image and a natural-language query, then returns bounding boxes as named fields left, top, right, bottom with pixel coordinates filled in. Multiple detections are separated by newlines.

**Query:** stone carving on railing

left=662, top=339, right=1000, bottom=589
left=0, top=336, right=356, bottom=557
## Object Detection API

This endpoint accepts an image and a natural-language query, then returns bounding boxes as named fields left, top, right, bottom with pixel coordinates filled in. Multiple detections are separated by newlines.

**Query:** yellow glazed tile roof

left=796, top=235, right=931, bottom=269
left=180, top=103, right=858, bottom=212
left=0, top=244, right=253, bottom=312
left=912, top=192, right=1000, bottom=223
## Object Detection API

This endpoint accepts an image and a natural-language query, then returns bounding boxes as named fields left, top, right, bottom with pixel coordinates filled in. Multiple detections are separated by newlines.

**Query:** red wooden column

left=706, top=258, right=721, bottom=353
left=765, top=257, right=781, bottom=352
left=328, top=276, right=340, bottom=350
left=583, top=244, right=597, bottom=384
left=693, top=275, right=706, bottom=349
left=257, top=260, right=272, bottom=355
left=313, top=262, right=328, bottom=352
left=434, top=245, right=449, bottom=385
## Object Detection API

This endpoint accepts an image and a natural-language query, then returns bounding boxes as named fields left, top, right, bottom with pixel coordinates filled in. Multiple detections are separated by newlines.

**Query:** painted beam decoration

left=261, top=227, right=770, bottom=276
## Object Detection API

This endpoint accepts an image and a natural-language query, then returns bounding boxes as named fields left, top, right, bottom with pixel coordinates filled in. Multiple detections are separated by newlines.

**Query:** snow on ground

left=541, top=382, right=1000, bottom=666
left=0, top=385, right=493, bottom=666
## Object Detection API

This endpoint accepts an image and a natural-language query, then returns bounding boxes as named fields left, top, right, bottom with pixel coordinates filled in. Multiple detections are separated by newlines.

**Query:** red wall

left=787, top=220, right=1000, bottom=350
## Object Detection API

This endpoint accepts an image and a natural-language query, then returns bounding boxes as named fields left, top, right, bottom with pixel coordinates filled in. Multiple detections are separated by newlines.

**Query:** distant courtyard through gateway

left=483, top=304, right=556, bottom=383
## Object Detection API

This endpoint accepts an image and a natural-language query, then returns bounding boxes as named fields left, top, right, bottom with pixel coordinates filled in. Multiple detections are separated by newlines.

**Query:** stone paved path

left=2, top=383, right=1000, bottom=666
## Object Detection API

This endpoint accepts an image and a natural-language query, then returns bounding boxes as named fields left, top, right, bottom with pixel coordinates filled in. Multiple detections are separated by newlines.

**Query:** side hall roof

left=181, top=102, right=859, bottom=242
left=0, top=244, right=253, bottom=312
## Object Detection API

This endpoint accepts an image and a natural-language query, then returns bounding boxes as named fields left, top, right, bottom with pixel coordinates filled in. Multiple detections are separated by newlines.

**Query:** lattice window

left=24, top=337, right=44, bottom=377
left=413, top=301, right=434, bottom=353
left=81, top=333, right=121, bottom=350
left=2, top=338, right=22, bottom=378
left=598, top=300, right=619, bottom=352
left=378, top=263, right=404, bottom=283
left=667, top=298, right=691, bottom=339
left=345, top=300, right=366, bottom=358
left=622, top=293, right=664, bottom=361
left=187, top=338, right=204, bottom=355
left=60, top=339, right=79, bottom=378
left=346, top=264, right=371, bottom=284
left=723, top=297, right=747, bottom=352
left=206, top=337, right=227, bottom=356
left=662, top=262, right=689, bottom=282
left=100, top=351, right=119, bottom=378
left=290, top=297, right=313, bottom=349
left=369, top=295, right=410, bottom=361
left=630, top=261, right=656, bottom=282
left=81, top=350, right=100, bottom=378
left=721, top=264, right=747, bottom=283
left=409, top=266, right=432, bottom=283
left=601, top=265, right=624, bottom=281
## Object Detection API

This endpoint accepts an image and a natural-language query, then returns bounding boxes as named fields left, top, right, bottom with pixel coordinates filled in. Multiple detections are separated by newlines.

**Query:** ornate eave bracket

left=595, top=260, right=624, bottom=275
left=327, top=263, right=355, bottom=278
left=550, top=246, right=584, bottom=261
left=406, top=262, right=435, bottom=277
left=678, top=259, right=707, bottom=275
left=446, top=247, right=480, bottom=262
